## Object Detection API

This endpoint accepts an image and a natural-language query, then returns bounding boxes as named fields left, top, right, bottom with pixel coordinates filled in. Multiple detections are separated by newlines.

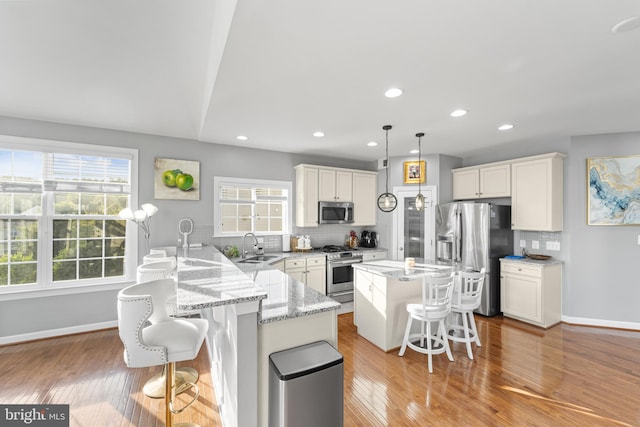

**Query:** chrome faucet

left=242, top=232, right=258, bottom=258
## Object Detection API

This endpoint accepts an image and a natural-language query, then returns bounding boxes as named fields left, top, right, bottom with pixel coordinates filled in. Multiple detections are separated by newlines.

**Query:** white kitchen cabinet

left=294, top=165, right=319, bottom=227
left=295, top=164, right=376, bottom=227
left=511, top=153, right=565, bottom=231
left=284, top=255, right=327, bottom=295
left=500, top=259, right=562, bottom=328
left=452, top=163, right=510, bottom=200
left=362, top=250, right=387, bottom=262
left=318, top=168, right=352, bottom=202
left=271, top=259, right=285, bottom=272
left=354, top=267, right=422, bottom=351
left=352, top=172, right=377, bottom=226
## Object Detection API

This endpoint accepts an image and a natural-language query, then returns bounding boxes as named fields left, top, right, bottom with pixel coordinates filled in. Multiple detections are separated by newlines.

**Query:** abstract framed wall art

left=587, top=155, right=640, bottom=225
left=154, top=157, right=200, bottom=200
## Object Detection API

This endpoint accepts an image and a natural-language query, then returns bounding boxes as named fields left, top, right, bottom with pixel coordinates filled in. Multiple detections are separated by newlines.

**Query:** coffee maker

left=360, top=230, right=377, bottom=248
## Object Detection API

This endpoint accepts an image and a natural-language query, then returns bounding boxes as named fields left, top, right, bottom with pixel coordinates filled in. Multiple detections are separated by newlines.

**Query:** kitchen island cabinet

left=353, top=261, right=453, bottom=351
left=177, top=246, right=339, bottom=427
left=500, top=258, right=562, bottom=328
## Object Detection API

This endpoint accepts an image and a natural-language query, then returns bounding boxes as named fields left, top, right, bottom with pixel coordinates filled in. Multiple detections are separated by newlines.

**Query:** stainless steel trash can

left=269, top=341, right=343, bottom=427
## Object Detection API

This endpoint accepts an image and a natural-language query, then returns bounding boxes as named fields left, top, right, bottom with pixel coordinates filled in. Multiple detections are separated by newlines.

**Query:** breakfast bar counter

left=176, top=245, right=340, bottom=427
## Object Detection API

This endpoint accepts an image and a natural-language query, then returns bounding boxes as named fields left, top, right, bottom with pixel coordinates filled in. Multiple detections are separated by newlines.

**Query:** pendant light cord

left=417, top=133, right=421, bottom=194
left=385, top=127, right=390, bottom=192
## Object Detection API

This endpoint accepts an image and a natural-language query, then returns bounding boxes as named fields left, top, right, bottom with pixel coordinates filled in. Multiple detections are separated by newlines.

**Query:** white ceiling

left=1, top=1, right=640, bottom=161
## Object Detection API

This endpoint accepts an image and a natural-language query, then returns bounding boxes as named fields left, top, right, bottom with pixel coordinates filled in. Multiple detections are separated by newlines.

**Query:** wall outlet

left=546, top=241, right=560, bottom=251
left=638, top=234, right=640, bottom=245
left=519, top=239, right=526, bottom=248
left=532, top=240, right=540, bottom=250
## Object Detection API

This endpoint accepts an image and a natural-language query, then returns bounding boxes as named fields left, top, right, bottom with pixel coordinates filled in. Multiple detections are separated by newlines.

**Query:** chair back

left=150, top=246, right=177, bottom=257
left=420, top=272, right=455, bottom=316
left=117, top=279, right=176, bottom=368
left=455, top=268, right=486, bottom=309
left=136, top=260, right=175, bottom=283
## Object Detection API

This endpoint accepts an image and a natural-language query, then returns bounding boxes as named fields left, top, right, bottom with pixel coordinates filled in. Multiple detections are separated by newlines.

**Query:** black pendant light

left=377, top=125, right=397, bottom=212
left=415, top=132, right=425, bottom=211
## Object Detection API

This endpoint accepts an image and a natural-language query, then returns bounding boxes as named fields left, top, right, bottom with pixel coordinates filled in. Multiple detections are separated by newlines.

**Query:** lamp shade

left=141, top=203, right=159, bottom=217
left=118, top=207, right=135, bottom=220
left=133, top=209, right=148, bottom=221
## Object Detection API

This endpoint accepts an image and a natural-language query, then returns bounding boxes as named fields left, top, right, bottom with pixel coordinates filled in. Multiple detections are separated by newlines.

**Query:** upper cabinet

left=511, top=153, right=565, bottom=231
left=295, top=164, right=377, bottom=227
left=319, top=169, right=352, bottom=202
left=295, top=165, right=319, bottom=227
left=453, top=163, right=510, bottom=200
left=452, top=152, right=565, bottom=232
left=352, top=172, right=377, bottom=226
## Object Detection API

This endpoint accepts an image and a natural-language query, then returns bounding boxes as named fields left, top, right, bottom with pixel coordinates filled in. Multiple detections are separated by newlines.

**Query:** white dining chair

left=399, top=271, right=456, bottom=373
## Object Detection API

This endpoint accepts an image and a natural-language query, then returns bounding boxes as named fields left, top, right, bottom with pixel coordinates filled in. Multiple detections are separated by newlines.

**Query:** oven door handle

left=330, top=259, right=363, bottom=266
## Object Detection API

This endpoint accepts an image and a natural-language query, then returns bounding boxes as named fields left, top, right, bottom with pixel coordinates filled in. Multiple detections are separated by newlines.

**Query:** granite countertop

left=176, top=246, right=268, bottom=310
left=249, top=268, right=340, bottom=324
left=353, top=260, right=454, bottom=281
left=500, top=257, right=563, bottom=266
left=177, top=245, right=340, bottom=324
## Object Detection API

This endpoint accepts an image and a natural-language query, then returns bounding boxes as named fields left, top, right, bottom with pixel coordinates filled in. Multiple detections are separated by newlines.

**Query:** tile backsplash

left=516, top=230, right=562, bottom=256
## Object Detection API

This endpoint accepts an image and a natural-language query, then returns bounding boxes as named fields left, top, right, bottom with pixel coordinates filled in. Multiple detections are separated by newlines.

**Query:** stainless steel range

left=323, top=245, right=362, bottom=303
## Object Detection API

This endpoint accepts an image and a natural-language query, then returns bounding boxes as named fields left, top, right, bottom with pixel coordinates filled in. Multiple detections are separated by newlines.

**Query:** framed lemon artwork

left=154, top=157, right=200, bottom=200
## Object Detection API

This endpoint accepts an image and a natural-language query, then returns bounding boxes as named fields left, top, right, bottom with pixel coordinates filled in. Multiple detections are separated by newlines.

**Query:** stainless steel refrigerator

left=435, top=202, right=512, bottom=316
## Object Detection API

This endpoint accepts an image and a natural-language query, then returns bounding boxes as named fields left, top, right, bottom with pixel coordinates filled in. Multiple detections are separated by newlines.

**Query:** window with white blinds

left=213, top=177, right=291, bottom=237
left=0, top=136, right=137, bottom=291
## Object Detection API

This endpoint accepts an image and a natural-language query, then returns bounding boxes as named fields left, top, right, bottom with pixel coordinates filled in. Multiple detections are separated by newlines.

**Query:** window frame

left=0, top=135, right=139, bottom=299
left=213, top=176, right=292, bottom=237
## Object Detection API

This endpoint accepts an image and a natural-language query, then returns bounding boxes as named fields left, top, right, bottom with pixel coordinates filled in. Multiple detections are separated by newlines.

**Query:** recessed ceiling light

left=450, top=109, right=468, bottom=117
left=498, top=124, right=514, bottom=131
left=410, top=149, right=419, bottom=154
left=385, top=88, right=403, bottom=98
left=313, top=131, right=325, bottom=137
left=611, top=16, right=640, bottom=33
left=367, top=141, right=378, bottom=147
left=236, top=135, right=248, bottom=141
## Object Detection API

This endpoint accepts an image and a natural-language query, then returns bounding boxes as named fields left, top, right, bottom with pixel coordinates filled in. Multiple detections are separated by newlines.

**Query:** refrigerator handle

left=455, top=208, right=462, bottom=264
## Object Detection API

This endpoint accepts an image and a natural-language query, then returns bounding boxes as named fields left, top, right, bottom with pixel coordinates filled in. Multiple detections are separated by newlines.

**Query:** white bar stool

left=136, top=260, right=199, bottom=399
left=399, top=271, right=456, bottom=373
left=117, top=279, right=208, bottom=427
left=137, top=260, right=175, bottom=283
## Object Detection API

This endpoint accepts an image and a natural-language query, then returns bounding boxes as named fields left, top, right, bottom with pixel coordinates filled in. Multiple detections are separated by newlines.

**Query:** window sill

left=0, top=279, right=134, bottom=302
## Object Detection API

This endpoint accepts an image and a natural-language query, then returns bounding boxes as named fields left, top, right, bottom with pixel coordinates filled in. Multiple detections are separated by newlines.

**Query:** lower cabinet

left=354, top=268, right=422, bottom=351
left=284, top=255, right=327, bottom=295
left=500, top=259, right=562, bottom=328
left=361, top=250, right=387, bottom=262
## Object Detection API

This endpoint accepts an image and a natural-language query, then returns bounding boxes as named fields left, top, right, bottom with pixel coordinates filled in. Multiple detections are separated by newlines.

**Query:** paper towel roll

left=282, top=234, right=291, bottom=252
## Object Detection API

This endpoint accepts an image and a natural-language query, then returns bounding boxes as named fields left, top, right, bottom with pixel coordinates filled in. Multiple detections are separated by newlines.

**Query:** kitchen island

left=176, top=245, right=340, bottom=427
left=353, top=260, right=453, bottom=352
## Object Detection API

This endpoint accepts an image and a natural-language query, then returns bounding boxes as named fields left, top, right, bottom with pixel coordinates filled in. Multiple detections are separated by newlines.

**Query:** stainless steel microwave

left=318, top=201, right=354, bottom=224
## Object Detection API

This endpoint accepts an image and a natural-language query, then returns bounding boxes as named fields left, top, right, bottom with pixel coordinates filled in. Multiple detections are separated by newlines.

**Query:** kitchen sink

left=236, top=255, right=280, bottom=264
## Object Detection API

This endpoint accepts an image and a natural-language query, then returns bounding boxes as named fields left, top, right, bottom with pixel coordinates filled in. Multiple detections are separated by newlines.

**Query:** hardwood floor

left=1, top=313, right=639, bottom=426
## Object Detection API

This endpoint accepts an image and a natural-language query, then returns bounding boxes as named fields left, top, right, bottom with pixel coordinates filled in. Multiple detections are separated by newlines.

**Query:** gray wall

left=0, top=116, right=375, bottom=340
left=2, top=113, right=638, bottom=340
left=567, top=132, right=640, bottom=324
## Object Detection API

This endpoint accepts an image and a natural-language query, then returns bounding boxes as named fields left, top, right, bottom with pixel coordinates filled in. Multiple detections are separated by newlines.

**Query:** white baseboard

left=0, top=320, right=118, bottom=346
left=562, top=315, right=640, bottom=331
